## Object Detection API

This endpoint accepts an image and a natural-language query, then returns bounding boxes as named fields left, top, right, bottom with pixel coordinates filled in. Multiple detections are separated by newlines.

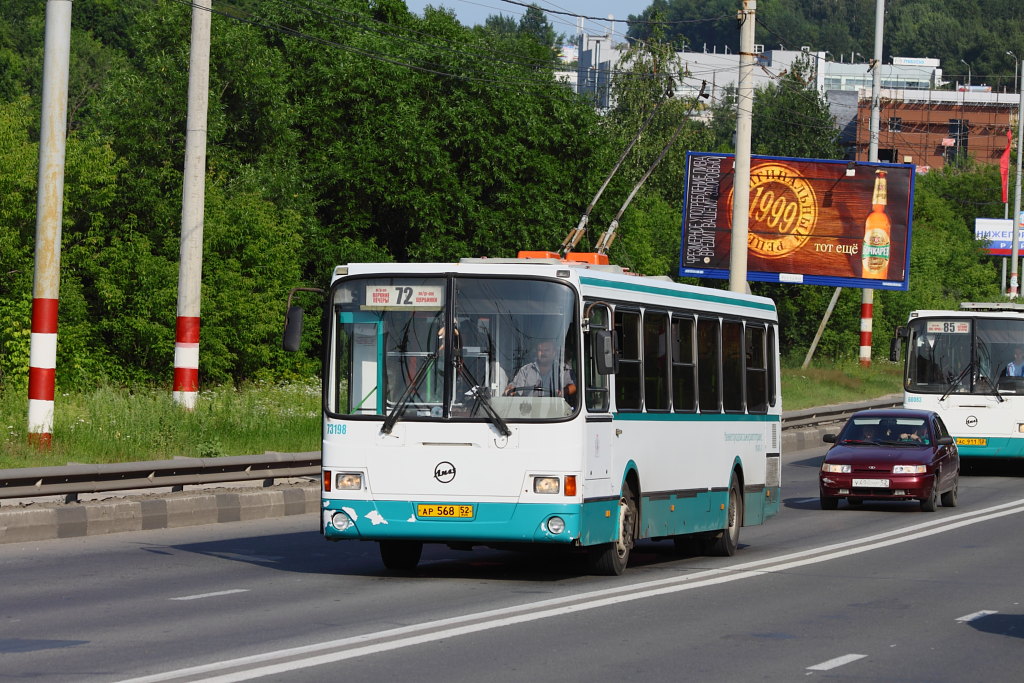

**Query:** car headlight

left=822, top=463, right=851, bottom=473
left=892, top=465, right=927, bottom=474
left=533, top=476, right=560, bottom=494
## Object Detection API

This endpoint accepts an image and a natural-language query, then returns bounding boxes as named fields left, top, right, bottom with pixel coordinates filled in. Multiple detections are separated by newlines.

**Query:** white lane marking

left=956, top=610, right=998, bottom=623
left=169, top=589, right=250, bottom=601
left=807, top=654, right=867, bottom=671
left=120, top=498, right=1024, bottom=683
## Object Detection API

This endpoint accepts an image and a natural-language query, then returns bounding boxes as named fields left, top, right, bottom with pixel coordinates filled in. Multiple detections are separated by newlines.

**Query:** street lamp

left=1009, top=51, right=1018, bottom=94
left=961, top=58, right=972, bottom=87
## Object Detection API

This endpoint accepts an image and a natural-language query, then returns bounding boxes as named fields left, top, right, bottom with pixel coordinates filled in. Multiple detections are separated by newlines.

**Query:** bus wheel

left=379, top=541, right=423, bottom=571
left=588, top=482, right=637, bottom=576
left=702, top=478, right=743, bottom=557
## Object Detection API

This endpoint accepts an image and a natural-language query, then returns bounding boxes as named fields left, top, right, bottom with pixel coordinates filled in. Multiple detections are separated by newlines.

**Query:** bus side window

left=644, top=310, right=670, bottom=411
left=672, top=315, right=696, bottom=412
left=584, top=303, right=611, bottom=412
left=722, top=320, right=743, bottom=413
left=615, top=309, right=642, bottom=411
left=746, top=324, right=768, bottom=413
left=697, top=317, right=721, bottom=413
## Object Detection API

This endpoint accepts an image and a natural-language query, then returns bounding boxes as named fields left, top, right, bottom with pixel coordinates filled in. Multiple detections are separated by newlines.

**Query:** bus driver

left=504, top=339, right=577, bottom=400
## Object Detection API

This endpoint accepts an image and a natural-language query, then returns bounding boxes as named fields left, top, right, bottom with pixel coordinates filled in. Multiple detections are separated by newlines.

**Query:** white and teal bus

left=285, top=255, right=782, bottom=574
left=893, top=302, right=1024, bottom=461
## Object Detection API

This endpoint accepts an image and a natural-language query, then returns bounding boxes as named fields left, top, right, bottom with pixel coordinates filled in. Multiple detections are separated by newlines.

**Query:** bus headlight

left=331, top=511, right=355, bottom=530
left=336, top=473, right=363, bottom=490
left=533, top=476, right=560, bottom=494
left=546, top=516, right=566, bottom=534
left=821, top=463, right=851, bottom=473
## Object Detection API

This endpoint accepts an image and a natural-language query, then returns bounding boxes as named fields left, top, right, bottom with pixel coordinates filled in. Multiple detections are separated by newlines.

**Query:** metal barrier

left=0, top=395, right=901, bottom=502
left=0, top=452, right=319, bottom=501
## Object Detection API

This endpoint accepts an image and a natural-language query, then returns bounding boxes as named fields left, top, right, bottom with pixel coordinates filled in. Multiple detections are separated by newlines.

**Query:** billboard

left=679, top=153, right=915, bottom=290
left=975, top=216, right=1024, bottom=256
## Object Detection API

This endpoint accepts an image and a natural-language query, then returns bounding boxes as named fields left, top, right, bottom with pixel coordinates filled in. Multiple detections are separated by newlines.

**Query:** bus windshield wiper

left=381, top=350, right=439, bottom=435
left=940, top=360, right=973, bottom=402
left=458, top=361, right=512, bottom=437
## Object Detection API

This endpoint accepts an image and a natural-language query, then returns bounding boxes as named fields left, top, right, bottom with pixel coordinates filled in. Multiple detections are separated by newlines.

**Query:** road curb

left=0, top=483, right=320, bottom=544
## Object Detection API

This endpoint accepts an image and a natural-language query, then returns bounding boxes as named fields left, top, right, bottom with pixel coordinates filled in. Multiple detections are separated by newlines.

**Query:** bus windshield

left=329, top=276, right=579, bottom=422
left=906, top=316, right=1024, bottom=395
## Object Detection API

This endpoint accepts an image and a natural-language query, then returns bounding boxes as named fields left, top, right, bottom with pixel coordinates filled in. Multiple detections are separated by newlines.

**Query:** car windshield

left=842, top=417, right=930, bottom=446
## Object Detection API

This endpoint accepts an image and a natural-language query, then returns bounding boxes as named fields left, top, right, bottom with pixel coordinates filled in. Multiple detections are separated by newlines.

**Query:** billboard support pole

left=860, top=0, right=885, bottom=368
left=802, top=287, right=843, bottom=369
left=728, top=0, right=756, bottom=294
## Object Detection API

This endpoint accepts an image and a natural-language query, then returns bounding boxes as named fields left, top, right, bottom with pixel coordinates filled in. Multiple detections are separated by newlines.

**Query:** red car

left=819, top=409, right=960, bottom=511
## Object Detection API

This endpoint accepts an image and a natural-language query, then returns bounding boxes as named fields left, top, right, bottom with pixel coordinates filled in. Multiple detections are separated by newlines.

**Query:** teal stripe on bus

left=578, top=276, right=777, bottom=313
left=612, top=412, right=781, bottom=423
left=956, top=437, right=1024, bottom=458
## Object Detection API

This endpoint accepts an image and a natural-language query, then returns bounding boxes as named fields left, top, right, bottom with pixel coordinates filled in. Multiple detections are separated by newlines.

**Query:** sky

left=401, top=0, right=653, bottom=40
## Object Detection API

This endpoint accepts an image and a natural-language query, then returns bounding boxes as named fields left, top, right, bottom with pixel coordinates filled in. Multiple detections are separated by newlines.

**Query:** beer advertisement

left=679, top=153, right=915, bottom=290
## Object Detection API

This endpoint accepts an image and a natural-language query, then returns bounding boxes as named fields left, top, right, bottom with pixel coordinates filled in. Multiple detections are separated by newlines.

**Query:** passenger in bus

left=1004, top=346, right=1024, bottom=377
left=504, top=339, right=577, bottom=401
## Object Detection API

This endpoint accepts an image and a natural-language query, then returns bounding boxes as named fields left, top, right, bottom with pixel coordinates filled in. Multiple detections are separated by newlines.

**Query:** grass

left=0, top=360, right=902, bottom=469
left=0, top=380, right=321, bottom=470
left=781, top=358, right=903, bottom=411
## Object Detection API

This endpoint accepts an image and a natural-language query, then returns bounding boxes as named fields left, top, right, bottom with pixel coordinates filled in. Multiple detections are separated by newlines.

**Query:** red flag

left=1001, top=129, right=1012, bottom=204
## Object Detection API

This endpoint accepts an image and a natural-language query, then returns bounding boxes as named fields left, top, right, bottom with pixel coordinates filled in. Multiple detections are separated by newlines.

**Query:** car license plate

left=853, top=478, right=890, bottom=488
left=956, top=437, right=987, bottom=446
left=417, top=504, right=474, bottom=518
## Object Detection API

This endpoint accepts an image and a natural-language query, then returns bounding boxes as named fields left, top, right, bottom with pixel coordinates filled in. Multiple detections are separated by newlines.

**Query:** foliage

left=0, top=0, right=1013, bottom=424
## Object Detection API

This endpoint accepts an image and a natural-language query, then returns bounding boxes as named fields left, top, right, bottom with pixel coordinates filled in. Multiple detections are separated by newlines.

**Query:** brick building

left=852, top=89, right=1018, bottom=171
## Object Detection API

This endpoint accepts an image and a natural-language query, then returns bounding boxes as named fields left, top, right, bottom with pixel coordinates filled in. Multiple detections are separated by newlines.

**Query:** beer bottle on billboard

left=861, top=170, right=891, bottom=279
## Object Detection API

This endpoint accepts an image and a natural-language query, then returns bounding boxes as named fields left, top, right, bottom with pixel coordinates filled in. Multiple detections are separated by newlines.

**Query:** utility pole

left=1010, top=65, right=1024, bottom=299
left=860, top=0, right=884, bottom=367
left=27, top=0, right=72, bottom=448
left=173, top=0, right=212, bottom=410
left=729, top=0, right=756, bottom=294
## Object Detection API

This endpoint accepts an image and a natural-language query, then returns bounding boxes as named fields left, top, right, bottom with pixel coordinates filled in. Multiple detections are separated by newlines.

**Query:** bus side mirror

left=594, top=329, right=618, bottom=375
left=283, top=305, right=305, bottom=352
left=889, top=325, right=907, bottom=362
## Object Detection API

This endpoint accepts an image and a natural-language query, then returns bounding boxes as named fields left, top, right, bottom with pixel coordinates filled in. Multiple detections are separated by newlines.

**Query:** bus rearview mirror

left=594, top=329, right=617, bottom=375
left=283, top=305, right=305, bottom=352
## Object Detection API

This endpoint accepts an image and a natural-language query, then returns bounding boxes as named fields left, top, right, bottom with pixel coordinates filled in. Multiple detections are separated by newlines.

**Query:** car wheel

left=820, top=495, right=839, bottom=510
left=379, top=541, right=423, bottom=571
left=940, top=476, right=959, bottom=507
left=588, top=481, right=637, bottom=575
left=920, top=481, right=939, bottom=512
left=703, top=478, right=743, bottom=556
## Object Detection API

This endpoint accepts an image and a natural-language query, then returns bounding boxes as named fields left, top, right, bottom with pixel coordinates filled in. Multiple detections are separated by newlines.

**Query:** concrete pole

left=860, top=0, right=884, bottom=367
left=729, top=0, right=756, bottom=294
left=1009, top=66, right=1024, bottom=299
left=27, top=0, right=73, bottom=448
left=173, top=0, right=212, bottom=410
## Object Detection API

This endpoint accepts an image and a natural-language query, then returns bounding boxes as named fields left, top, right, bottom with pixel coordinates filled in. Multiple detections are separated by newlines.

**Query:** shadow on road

left=968, top=613, right=1024, bottom=639
left=151, top=531, right=741, bottom=581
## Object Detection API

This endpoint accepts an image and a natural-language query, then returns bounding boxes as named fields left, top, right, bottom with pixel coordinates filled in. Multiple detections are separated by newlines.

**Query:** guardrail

left=0, top=395, right=902, bottom=503
left=0, top=452, right=320, bottom=502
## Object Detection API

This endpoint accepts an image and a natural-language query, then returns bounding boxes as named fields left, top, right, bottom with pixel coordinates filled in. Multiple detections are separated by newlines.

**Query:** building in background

left=575, top=29, right=1015, bottom=171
